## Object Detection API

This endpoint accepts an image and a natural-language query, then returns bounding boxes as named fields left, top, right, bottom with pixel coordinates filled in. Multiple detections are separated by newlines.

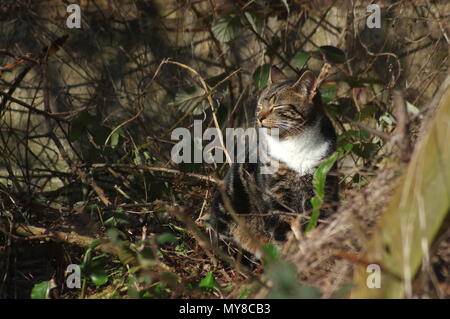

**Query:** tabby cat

left=209, top=67, right=338, bottom=259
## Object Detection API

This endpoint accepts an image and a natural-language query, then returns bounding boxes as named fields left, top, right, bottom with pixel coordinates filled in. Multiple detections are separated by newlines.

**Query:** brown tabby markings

left=210, top=67, right=338, bottom=259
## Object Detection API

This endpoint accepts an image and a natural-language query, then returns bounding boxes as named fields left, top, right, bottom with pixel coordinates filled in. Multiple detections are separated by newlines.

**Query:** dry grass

left=0, top=0, right=449, bottom=298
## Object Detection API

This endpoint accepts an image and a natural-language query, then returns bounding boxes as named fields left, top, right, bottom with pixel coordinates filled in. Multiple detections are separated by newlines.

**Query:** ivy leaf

left=244, top=12, right=257, bottom=32
left=212, top=15, right=242, bottom=43
left=291, top=52, right=310, bottom=68
left=317, top=45, right=346, bottom=64
left=253, top=64, right=271, bottom=89
left=244, top=12, right=264, bottom=33
left=173, top=86, right=207, bottom=115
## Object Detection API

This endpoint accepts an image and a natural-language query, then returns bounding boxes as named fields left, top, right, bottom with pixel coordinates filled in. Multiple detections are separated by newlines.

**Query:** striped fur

left=209, top=68, right=338, bottom=259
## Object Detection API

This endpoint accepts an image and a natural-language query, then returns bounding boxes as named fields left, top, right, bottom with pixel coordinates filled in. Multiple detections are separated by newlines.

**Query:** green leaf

left=305, top=149, right=345, bottom=233
left=90, top=268, right=108, bottom=287
left=238, top=287, right=253, bottom=299
left=253, top=64, right=271, bottom=89
left=89, top=239, right=103, bottom=250
left=320, top=83, right=337, bottom=104
left=342, top=143, right=354, bottom=153
left=173, top=72, right=230, bottom=117
left=266, top=262, right=322, bottom=299
left=110, top=131, right=120, bottom=149
left=199, top=272, right=217, bottom=290
left=173, top=86, right=207, bottom=115
left=31, top=281, right=50, bottom=299
left=291, top=52, right=310, bottom=68
left=358, top=103, right=378, bottom=120
left=352, top=142, right=379, bottom=159
left=212, top=15, right=242, bottom=43
left=91, top=254, right=108, bottom=268
left=262, top=244, right=280, bottom=265
left=244, top=12, right=263, bottom=33
left=156, top=233, right=177, bottom=245
left=104, top=208, right=129, bottom=227
left=82, top=239, right=103, bottom=266
left=137, top=247, right=156, bottom=268
left=318, top=45, right=345, bottom=64
left=106, top=228, right=124, bottom=244
left=341, top=130, right=370, bottom=142
left=310, top=196, right=322, bottom=209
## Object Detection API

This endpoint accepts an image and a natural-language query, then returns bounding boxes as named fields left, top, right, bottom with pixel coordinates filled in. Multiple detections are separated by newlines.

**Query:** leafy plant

left=317, top=45, right=346, bottom=64
left=261, top=244, right=280, bottom=265
left=253, top=64, right=271, bottom=89
left=198, top=272, right=217, bottom=292
left=305, top=144, right=353, bottom=233
left=291, top=52, right=310, bottom=69
left=68, top=111, right=116, bottom=147
left=80, top=240, right=109, bottom=297
left=266, top=262, right=322, bottom=299
left=31, top=280, right=56, bottom=299
left=156, top=232, right=178, bottom=245
left=104, top=208, right=129, bottom=228
left=320, top=83, right=337, bottom=104
left=212, top=14, right=243, bottom=43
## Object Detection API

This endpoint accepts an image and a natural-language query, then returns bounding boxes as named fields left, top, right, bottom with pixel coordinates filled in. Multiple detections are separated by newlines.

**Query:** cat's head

left=256, top=67, right=322, bottom=138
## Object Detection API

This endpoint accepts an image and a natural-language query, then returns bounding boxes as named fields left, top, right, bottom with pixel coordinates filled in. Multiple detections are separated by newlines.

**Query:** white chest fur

left=262, top=120, right=331, bottom=175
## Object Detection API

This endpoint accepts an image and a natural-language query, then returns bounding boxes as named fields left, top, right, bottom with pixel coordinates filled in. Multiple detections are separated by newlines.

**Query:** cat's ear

left=291, top=70, right=317, bottom=97
left=268, top=66, right=288, bottom=85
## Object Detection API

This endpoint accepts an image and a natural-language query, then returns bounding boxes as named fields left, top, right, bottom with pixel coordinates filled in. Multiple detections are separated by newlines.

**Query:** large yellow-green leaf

left=351, top=86, right=450, bottom=298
